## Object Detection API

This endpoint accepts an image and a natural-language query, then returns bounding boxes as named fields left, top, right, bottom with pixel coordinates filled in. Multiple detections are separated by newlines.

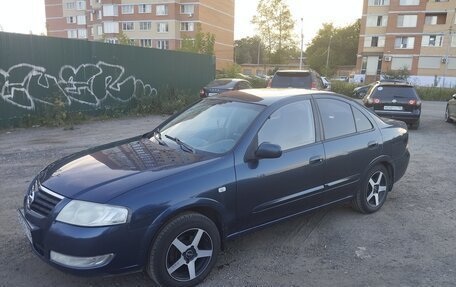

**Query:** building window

left=394, top=36, right=415, bottom=49
left=78, top=29, right=87, bottom=39
left=397, top=15, right=418, bottom=27
left=368, top=0, right=389, bottom=6
left=65, top=2, right=75, bottom=9
left=139, top=22, right=152, bottom=31
left=140, top=39, right=152, bottom=47
left=156, top=4, right=168, bottom=15
left=361, top=57, right=368, bottom=74
left=90, top=27, right=94, bottom=36
left=103, top=5, right=118, bottom=16
left=77, top=15, right=86, bottom=25
left=425, top=13, right=447, bottom=25
left=418, top=57, right=441, bottom=69
left=103, top=22, right=119, bottom=34
left=434, top=0, right=448, bottom=2
left=157, top=40, right=169, bottom=49
left=391, top=57, right=413, bottom=70
left=122, top=22, right=134, bottom=31
left=180, top=22, right=195, bottom=31
left=66, top=16, right=76, bottom=24
left=138, top=4, right=152, bottom=13
left=76, top=0, right=86, bottom=10
left=67, top=29, right=78, bottom=38
left=180, top=4, right=195, bottom=14
left=366, top=15, right=388, bottom=27
left=422, top=35, right=444, bottom=47
left=399, top=0, right=420, bottom=5
left=90, top=12, right=93, bottom=21
left=364, top=36, right=385, bottom=47
left=97, top=25, right=103, bottom=35
left=121, top=5, right=134, bottom=14
left=128, top=39, right=136, bottom=45
left=452, top=35, right=456, bottom=47
left=157, top=22, right=169, bottom=33
left=97, top=10, right=102, bottom=20
left=105, top=38, right=118, bottom=44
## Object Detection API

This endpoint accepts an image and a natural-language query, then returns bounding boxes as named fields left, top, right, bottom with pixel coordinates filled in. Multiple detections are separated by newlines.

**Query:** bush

left=331, top=81, right=362, bottom=97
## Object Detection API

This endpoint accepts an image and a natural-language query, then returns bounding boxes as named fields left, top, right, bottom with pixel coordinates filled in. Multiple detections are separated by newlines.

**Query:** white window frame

left=105, top=38, right=118, bottom=44
left=397, top=15, right=418, bottom=28
left=65, top=2, right=75, bottom=9
left=97, top=10, right=102, bottom=20
left=67, top=29, right=78, bottom=38
left=156, top=4, right=168, bottom=16
left=157, top=22, right=169, bottom=33
left=77, top=15, right=86, bottom=25
left=76, top=0, right=86, bottom=10
left=157, top=40, right=169, bottom=50
left=452, top=35, right=456, bottom=47
left=138, top=4, right=152, bottom=13
left=139, top=22, right=152, bottom=31
left=78, top=29, right=87, bottom=39
left=121, top=5, right=134, bottom=14
left=422, top=35, right=444, bottom=47
left=103, top=5, right=118, bottom=17
left=180, top=4, right=195, bottom=14
left=97, top=25, right=103, bottom=35
left=180, top=22, right=195, bottom=32
left=366, top=15, right=388, bottom=27
left=399, top=0, right=420, bottom=5
left=395, top=36, right=415, bottom=49
left=364, top=36, right=385, bottom=48
left=122, top=22, right=134, bottom=31
left=140, top=39, right=152, bottom=47
left=368, top=0, right=390, bottom=6
left=103, top=22, right=119, bottom=34
left=66, top=16, right=76, bottom=24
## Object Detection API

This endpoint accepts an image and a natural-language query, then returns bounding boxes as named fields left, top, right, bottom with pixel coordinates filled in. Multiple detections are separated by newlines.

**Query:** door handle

left=368, top=141, right=378, bottom=148
left=309, top=155, right=324, bottom=165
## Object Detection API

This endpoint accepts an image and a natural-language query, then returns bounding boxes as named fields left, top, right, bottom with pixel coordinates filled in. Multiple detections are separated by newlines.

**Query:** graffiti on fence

left=0, top=61, right=157, bottom=110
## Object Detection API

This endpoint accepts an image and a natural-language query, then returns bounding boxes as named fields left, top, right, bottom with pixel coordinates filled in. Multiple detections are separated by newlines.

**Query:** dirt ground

left=1, top=101, right=455, bottom=287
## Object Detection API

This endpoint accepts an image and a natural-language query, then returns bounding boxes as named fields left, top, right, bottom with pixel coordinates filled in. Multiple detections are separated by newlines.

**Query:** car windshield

left=271, top=72, right=312, bottom=88
left=154, top=99, right=264, bottom=154
left=372, top=86, right=419, bottom=100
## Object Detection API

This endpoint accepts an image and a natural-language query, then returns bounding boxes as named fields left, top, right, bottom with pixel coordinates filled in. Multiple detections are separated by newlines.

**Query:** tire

left=147, top=212, right=220, bottom=287
left=409, top=119, right=420, bottom=130
left=445, top=105, right=453, bottom=123
left=352, top=165, right=390, bottom=214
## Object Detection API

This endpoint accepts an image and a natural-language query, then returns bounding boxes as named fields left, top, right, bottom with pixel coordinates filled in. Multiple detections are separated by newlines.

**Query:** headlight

left=56, top=200, right=129, bottom=227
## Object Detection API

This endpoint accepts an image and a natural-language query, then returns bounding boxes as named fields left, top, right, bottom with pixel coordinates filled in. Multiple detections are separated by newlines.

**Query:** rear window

left=271, top=72, right=312, bottom=88
left=371, top=86, right=418, bottom=100
left=206, top=80, right=236, bottom=89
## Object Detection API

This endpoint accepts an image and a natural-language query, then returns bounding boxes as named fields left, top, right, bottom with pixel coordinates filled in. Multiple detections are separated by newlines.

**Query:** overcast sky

left=0, top=0, right=363, bottom=47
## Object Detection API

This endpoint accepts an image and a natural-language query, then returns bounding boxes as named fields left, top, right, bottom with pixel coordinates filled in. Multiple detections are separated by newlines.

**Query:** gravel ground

left=1, top=101, right=455, bottom=287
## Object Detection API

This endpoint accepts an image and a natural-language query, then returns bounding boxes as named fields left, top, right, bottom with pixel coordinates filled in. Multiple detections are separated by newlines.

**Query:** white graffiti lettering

left=0, top=61, right=157, bottom=110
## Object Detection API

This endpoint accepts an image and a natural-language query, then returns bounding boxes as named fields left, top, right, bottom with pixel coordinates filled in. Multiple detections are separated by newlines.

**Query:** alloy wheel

left=366, top=171, right=387, bottom=207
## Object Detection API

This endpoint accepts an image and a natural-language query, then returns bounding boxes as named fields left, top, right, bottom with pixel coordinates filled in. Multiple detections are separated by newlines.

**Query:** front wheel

left=147, top=212, right=220, bottom=287
left=352, top=165, right=390, bottom=214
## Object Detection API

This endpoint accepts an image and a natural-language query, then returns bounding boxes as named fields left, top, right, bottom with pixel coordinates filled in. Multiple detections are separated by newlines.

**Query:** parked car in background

left=331, top=76, right=349, bottom=82
left=353, top=84, right=372, bottom=98
left=18, top=89, right=410, bottom=287
left=269, top=70, right=326, bottom=90
left=363, top=81, right=422, bottom=129
left=445, top=94, right=456, bottom=123
left=321, top=76, right=332, bottom=91
left=200, top=78, right=252, bottom=98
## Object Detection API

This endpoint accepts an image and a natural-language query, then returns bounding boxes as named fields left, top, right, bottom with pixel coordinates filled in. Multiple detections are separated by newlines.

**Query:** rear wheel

left=445, top=105, right=453, bottom=123
left=147, top=212, right=220, bottom=287
left=352, top=165, right=390, bottom=214
left=409, top=119, right=420, bottom=130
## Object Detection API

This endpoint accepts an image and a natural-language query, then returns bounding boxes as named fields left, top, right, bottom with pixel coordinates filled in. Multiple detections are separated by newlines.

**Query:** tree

left=234, top=36, right=264, bottom=64
left=117, top=31, right=133, bottom=45
left=251, top=0, right=296, bottom=64
left=305, top=20, right=360, bottom=76
left=179, top=24, right=215, bottom=55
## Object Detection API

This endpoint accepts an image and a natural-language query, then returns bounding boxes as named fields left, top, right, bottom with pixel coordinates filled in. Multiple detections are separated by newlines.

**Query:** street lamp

left=325, top=35, right=332, bottom=76
left=299, top=18, right=304, bottom=70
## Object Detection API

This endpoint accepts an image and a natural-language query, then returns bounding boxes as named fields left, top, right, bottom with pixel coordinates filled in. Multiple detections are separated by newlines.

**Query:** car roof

left=214, top=78, right=247, bottom=82
left=214, top=88, right=331, bottom=106
left=275, top=70, right=311, bottom=74
left=375, top=81, right=414, bottom=87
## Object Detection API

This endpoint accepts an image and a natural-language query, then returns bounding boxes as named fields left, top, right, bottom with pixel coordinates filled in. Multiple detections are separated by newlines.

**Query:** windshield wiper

left=165, top=135, right=195, bottom=153
left=153, top=129, right=168, bottom=146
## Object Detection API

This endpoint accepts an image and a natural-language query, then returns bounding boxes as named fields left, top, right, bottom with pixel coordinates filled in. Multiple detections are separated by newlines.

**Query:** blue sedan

left=19, top=89, right=410, bottom=287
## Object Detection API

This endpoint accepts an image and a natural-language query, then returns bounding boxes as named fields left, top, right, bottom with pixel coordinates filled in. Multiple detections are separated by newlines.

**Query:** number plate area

left=17, top=209, right=32, bottom=244
left=384, top=105, right=403, bottom=111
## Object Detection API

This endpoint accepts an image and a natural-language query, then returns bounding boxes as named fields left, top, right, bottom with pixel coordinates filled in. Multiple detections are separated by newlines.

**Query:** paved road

left=1, top=101, right=455, bottom=287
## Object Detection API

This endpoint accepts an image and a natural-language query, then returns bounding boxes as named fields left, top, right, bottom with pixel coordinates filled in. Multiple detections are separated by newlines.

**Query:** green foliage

left=382, top=68, right=410, bottom=81
left=235, top=36, right=264, bottom=64
left=117, top=31, right=133, bottom=45
left=179, top=24, right=215, bottom=55
left=306, top=20, right=360, bottom=76
left=219, top=64, right=242, bottom=78
left=252, top=0, right=296, bottom=64
left=331, top=81, right=361, bottom=97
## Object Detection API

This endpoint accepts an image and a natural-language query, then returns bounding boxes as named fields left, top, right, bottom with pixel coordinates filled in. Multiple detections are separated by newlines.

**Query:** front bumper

left=18, top=202, right=149, bottom=276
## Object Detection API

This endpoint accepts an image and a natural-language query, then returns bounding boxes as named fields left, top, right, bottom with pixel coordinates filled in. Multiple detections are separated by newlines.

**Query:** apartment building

left=356, top=0, right=456, bottom=87
left=44, top=0, right=234, bottom=69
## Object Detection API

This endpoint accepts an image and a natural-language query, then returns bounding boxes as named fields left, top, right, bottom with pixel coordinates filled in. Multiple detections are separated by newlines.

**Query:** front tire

left=352, top=165, right=390, bottom=214
left=147, top=212, right=220, bottom=287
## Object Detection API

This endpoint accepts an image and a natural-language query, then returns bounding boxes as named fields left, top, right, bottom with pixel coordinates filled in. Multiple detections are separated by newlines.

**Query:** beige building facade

left=356, top=0, right=456, bottom=87
left=45, top=0, right=234, bottom=69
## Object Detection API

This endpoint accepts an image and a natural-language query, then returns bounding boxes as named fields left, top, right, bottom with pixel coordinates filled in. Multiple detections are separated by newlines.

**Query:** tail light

left=199, top=89, right=205, bottom=98
left=311, top=82, right=317, bottom=90
left=267, top=79, right=272, bottom=88
left=408, top=99, right=421, bottom=106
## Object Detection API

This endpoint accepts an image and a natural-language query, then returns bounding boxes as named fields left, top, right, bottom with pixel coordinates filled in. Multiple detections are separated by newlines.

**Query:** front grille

left=29, top=186, right=63, bottom=217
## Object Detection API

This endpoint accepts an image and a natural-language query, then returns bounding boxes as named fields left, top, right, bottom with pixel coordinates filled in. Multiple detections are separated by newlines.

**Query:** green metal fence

left=0, top=32, right=215, bottom=127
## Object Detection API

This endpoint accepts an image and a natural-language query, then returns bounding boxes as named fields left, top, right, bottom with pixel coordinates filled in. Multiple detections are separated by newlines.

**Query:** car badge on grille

left=27, top=183, right=37, bottom=209
left=392, top=99, right=397, bottom=103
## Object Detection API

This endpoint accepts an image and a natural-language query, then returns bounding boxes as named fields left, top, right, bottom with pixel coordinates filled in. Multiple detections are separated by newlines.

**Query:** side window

left=258, top=100, right=315, bottom=151
left=352, top=107, right=373, bottom=132
left=317, top=99, right=356, bottom=139
left=238, top=82, right=251, bottom=89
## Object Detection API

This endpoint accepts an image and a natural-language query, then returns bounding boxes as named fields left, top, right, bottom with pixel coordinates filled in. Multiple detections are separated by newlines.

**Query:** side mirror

left=452, top=94, right=456, bottom=100
left=255, top=142, right=282, bottom=159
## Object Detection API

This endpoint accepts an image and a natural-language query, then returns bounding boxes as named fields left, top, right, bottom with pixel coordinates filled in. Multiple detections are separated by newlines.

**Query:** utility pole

left=325, top=35, right=333, bottom=76
left=299, top=18, right=304, bottom=70
left=257, top=41, right=261, bottom=65
left=443, top=9, right=455, bottom=88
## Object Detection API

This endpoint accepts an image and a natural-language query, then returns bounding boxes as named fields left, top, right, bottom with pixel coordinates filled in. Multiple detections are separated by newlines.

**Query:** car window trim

left=350, top=106, right=375, bottom=133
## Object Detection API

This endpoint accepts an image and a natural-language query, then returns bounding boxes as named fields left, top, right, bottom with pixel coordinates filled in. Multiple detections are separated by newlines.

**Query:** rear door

left=315, top=97, right=382, bottom=202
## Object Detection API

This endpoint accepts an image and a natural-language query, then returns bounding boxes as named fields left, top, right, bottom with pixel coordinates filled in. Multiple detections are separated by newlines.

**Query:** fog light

left=50, top=251, right=114, bottom=269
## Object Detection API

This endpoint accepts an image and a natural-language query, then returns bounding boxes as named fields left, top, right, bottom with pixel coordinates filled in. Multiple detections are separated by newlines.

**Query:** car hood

left=38, top=137, right=214, bottom=202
